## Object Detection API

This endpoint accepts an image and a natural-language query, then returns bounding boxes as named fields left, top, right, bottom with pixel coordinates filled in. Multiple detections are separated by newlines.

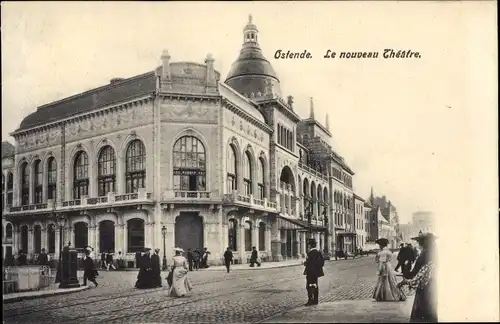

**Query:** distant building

left=399, top=211, right=435, bottom=243
left=353, top=194, right=366, bottom=249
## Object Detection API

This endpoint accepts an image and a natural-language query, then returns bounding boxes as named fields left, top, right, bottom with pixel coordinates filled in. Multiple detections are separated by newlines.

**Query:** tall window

left=6, top=223, right=13, bottom=240
left=1, top=174, right=4, bottom=211
left=243, top=151, right=252, bottom=196
left=128, top=218, right=145, bottom=252
left=20, top=162, right=29, bottom=205
left=173, top=136, right=206, bottom=191
left=34, top=225, right=42, bottom=253
left=228, top=219, right=237, bottom=251
left=73, top=151, right=89, bottom=199
left=259, top=222, right=266, bottom=251
left=74, top=222, right=88, bottom=249
left=125, top=140, right=146, bottom=193
left=226, top=145, right=237, bottom=193
left=48, top=224, right=56, bottom=253
left=33, top=160, right=43, bottom=204
left=7, top=173, right=13, bottom=205
left=258, top=158, right=265, bottom=199
left=47, top=158, right=57, bottom=200
left=244, top=221, right=252, bottom=251
left=98, top=146, right=116, bottom=196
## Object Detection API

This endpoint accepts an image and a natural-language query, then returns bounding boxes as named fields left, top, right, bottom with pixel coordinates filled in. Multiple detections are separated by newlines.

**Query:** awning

left=278, top=215, right=327, bottom=232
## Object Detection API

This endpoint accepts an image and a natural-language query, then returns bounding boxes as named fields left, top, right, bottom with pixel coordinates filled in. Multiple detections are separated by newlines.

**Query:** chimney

left=325, top=113, right=330, bottom=131
left=161, top=50, right=171, bottom=81
left=204, top=53, right=217, bottom=92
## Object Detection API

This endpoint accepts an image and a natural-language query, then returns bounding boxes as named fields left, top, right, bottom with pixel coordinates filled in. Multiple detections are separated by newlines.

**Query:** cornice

left=158, top=92, right=221, bottom=103
left=256, top=97, right=302, bottom=123
left=223, top=99, right=273, bottom=134
left=11, top=93, right=156, bottom=138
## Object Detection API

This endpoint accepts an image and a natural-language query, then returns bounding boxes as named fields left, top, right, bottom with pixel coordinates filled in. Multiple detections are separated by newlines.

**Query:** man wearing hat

left=303, top=238, right=325, bottom=306
left=135, top=248, right=153, bottom=289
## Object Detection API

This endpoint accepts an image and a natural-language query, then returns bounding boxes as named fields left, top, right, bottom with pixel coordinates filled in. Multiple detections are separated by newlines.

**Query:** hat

left=411, top=233, right=437, bottom=242
left=143, top=247, right=152, bottom=252
left=375, top=238, right=389, bottom=246
left=173, top=247, right=184, bottom=253
left=154, top=248, right=160, bottom=253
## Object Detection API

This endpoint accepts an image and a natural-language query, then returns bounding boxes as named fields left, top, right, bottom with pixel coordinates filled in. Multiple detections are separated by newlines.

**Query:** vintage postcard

left=1, top=1, right=498, bottom=323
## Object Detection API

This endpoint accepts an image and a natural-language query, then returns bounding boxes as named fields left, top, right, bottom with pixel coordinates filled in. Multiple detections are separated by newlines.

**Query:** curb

left=3, top=285, right=91, bottom=304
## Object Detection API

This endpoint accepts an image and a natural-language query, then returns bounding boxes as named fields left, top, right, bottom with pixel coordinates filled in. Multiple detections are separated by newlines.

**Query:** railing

left=224, top=192, right=277, bottom=210
left=298, top=161, right=328, bottom=181
left=5, top=200, right=55, bottom=213
left=62, top=199, right=81, bottom=207
left=174, top=191, right=211, bottom=199
left=115, top=193, right=139, bottom=201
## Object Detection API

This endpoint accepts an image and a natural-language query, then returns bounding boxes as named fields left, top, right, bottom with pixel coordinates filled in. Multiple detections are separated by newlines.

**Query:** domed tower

left=225, top=15, right=282, bottom=98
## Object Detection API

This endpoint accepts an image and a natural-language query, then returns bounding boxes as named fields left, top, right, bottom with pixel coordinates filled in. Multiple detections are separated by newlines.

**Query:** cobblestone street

left=4, top=256, right=412, bottom=323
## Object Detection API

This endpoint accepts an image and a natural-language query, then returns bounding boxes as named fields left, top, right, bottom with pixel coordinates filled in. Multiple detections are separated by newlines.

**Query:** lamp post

left=54, top=213, right=66, bottom=284
left=305, top=195, right=313, bottom=240
left=161, top=226, right=167, bottom=270
left=323, top=205, right=329, bottom=256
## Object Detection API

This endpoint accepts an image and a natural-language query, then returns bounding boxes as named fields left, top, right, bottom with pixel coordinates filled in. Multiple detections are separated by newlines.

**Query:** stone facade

left=2, top=16, right=357, bottom=266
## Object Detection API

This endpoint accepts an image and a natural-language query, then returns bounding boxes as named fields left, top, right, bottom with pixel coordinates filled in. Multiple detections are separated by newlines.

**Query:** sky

left=1, top=1, right=497, bottom=229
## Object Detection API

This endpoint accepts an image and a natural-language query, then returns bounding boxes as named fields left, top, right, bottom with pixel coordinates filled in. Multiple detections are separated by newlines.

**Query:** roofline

left=353, top=193, right=365, bottom=202
left=10, top=93, right=156, bottom=137
left=219, top=82, right=260, bottom=109
left=301, top=118, right=332, bottom=137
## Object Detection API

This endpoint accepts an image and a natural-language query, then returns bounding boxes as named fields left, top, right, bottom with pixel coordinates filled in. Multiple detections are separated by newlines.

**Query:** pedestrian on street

left=395, top=243, right=407, bottom=272
left=83, top=248, right=98, bottom=287
left=38, top=248, right=49, bottom=266
left=168, top=247, right=192, bottom=297
left=193, top=249, right=201, bottom=270
left=201, top=247, right=211, bottom=269
left=223, top=247, right=233, bottom=273
left=398, top=233, right=438, bottom=323
left=303, top=238, right=324, bottom=306
left=187, top=248, right=194, bottom=271
left=372, top=238, right=406, bottom=302
left=135, top=248, right=154, bottom=289
left=100, top=252, right=107, bottom=269
left=249, top=246, right=261, bottom=267
left=106, top=250, right=116, bottom=271
left=151, top=248, right=162, bottom=287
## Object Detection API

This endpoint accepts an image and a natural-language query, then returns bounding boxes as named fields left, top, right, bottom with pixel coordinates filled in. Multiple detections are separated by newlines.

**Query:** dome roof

left=224, top=15, right=281, bottom=97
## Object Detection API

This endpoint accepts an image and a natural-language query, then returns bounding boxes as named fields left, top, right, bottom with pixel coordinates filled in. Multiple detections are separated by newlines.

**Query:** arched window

left=34, top=225, right=41, bottom=253
left=20, top=162, right=29, bottom=205
left=243, top=151, right=252, bottom=196
left=98, top=146, right=116, bottom=196
left=125, top=140, right=146, bottom=193
left=127, top=218, right=145, bottom=252
left=228, top=219, right=237, bottom=251
left=34, top=160, right=43, bottom=204
left=6, top=172, right=13, bottom=205
left=257, top=158, right=265, bottom=200
left=244, top=221, right=252, bottom=251
left=226, top=145, right=237, bottom=192
left=74, top=222, right=88, bottom=249
left=73, top=151, right=89, bottom=199
left=173, top=136, right=206, bottom=192
left=48, top=224, right=56, bottom=253
left=47, top=158, right=57, bottom=200
left=6, top=223, right=13, bottom=239
left=259, top=222, right=266, bottom=251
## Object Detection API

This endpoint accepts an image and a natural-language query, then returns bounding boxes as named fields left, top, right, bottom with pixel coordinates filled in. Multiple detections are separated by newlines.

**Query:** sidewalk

left=205, top=259, right=305, bottom=271
left=261, top=295, right=414, bottom=323
left=3, top=285, right=91, bottom=304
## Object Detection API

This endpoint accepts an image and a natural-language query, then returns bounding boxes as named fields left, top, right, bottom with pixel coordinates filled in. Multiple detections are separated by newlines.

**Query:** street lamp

left=323, top=205, right=329, bottom=256
left=161, top=226, right=167, bottom=270
left=54, top=213, right=66, bottom=284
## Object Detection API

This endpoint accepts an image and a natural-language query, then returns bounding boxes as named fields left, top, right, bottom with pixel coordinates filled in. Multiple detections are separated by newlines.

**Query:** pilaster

left=239, top=222, right=246, bottom=262
left=270, top=216, right=282, bottom=261
left=28, top=226, right=34, bottom=256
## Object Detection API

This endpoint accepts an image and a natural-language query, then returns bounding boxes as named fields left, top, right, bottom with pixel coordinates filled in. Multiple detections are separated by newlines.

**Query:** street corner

left=261, top=297, right=414, bottom=323
left=3, top=285, right=91, bottom=304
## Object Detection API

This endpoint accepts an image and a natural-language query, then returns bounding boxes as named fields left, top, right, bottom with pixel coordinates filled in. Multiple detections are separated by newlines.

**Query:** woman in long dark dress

left=398, top=233, right=438, bottom=323
left=135, top=248, right=154, bottom=289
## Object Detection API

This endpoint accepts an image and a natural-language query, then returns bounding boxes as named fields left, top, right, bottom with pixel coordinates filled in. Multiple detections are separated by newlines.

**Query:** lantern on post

left=161, top=226, right=168, bottom=270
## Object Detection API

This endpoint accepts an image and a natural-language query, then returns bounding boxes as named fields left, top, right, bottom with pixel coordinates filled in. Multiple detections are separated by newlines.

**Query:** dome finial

left=248, top=14, right=253, bottom=24
left=309, top=97, right=315, bottom=119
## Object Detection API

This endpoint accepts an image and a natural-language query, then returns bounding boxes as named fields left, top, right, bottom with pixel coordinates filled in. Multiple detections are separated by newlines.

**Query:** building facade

left=353, top=194, right=366, bottom=249
left=2, top=16, right=356, bottom=266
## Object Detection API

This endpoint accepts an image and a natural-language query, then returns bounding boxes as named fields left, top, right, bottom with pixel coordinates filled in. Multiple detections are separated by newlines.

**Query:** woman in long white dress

left=372, top=238, right=406, bottom=301
left=168, top=247, right=192, bottom=297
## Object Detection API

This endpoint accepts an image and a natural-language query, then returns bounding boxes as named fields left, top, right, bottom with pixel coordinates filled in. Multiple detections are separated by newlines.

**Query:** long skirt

left=373, top=264, right=406, bottom=301
left=410, top=285, right=438, bottom=322
left=135, top=269, right=154, bottom=289
left=169, top=267, right=192, bottom=297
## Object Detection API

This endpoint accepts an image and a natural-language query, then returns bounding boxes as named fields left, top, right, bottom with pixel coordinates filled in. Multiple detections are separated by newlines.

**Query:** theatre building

left=2, top=16, right=356, bottom=266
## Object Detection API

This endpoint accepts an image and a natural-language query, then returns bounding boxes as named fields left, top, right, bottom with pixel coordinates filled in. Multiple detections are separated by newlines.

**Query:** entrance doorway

left=99, top=220, right=115, bottom=253
left=174, top=212, right=204, bottom=253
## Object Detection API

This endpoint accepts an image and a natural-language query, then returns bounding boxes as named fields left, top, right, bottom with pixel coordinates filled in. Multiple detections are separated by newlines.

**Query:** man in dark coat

left=303, top=238, right=325, bottom=306
left=249, top=246, right=261, bottom=267
left=187, top=248, right=194, bottom=271
left=38, top=248, right=49, bottom=266
left=151, top=248, right=162, bottom=287
left=193, top=249, right=200, bottom=270
left=395, top=243, right=407, bottom=272
left=223, top=247, right=233, bottom=273
left=83, top=248, right=98, bottom=287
